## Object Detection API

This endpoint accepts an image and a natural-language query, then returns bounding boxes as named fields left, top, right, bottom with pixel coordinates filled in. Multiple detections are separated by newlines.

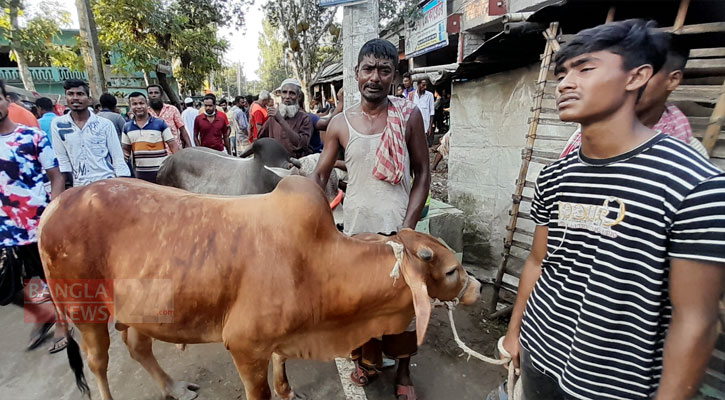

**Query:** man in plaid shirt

left=561, top=34, right=693, bottom=157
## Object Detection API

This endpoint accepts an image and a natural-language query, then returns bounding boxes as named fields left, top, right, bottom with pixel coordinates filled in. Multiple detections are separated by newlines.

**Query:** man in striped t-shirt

left=122, top=92, right=179, bottom=183
left=502, top=20, right=725, bottom=400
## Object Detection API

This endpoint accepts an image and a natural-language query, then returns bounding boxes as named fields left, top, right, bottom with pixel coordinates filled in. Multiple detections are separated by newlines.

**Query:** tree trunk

left=76, top=0, right=107, bottom=100
left=142, top=69, right=151, bottom=87
left=8, top=0, right=36, bottom=92
left=157, top=72, right=181, bottom=109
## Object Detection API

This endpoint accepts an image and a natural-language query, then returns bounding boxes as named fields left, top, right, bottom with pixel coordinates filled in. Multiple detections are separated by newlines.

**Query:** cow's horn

left=417, top=247, right=433, bottom=261
left=289, top=157, right=302, bottom=169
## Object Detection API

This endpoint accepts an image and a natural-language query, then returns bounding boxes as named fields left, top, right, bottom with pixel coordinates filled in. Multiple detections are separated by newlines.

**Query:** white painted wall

left=509, top=0, right=548, bottom=12
left=447, top=65, right=572, bottom=266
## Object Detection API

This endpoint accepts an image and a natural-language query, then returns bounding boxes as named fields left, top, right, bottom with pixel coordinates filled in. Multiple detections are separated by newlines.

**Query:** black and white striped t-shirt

left=521, top=133, right=725, bottom=399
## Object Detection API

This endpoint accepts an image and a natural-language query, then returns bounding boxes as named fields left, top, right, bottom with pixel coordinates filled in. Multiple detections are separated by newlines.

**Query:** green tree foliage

left=93, top=0, right=247, bottom=97
left=0, top=1, right=76, bottom=64
left=0, top=0, right=80, bottom=89
left=264, top=0, right=341, bottom=101
left=379, top=0, right=421, bottom=31
left=256, top=20, right=288, bottom=93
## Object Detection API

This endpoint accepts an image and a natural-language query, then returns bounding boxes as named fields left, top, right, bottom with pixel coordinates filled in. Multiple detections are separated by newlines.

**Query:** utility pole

left=76, top=0, right=107, bottom=100
left=342, top=0, right=379, bottom=109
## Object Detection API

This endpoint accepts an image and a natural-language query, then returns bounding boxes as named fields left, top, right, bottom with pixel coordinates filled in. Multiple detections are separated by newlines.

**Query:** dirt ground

left=429, top=150, right=448, bottom=203
left=0, top=286, right=509, bottom=400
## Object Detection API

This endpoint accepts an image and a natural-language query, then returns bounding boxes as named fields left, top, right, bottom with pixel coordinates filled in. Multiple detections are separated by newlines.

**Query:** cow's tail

left=67, top=334, right=91, bottom=399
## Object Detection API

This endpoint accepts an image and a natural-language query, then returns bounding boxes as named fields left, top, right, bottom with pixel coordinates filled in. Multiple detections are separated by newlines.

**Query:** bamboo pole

left=673, top=0, right=691, bottom=32
left=489, top=22, right=559, bottom=315
left=702, top=80, right=725, bottom=154
left=606, top=7, right=616, bottom=23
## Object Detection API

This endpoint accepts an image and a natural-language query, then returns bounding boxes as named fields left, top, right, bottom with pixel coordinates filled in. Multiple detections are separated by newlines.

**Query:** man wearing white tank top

left=311, top=39, right=430, bottom=400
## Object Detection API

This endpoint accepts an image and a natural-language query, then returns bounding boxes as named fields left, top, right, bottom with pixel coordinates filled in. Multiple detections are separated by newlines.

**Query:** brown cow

left=38, top=176, right=481, bottom=400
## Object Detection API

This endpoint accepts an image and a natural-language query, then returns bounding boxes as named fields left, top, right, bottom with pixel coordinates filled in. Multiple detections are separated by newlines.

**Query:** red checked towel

left=373, top=96, right=417, bottom=184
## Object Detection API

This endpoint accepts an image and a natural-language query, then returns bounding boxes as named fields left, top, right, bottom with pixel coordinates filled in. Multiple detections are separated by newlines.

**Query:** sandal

left=48, top=328, right=73, bottom=354
left=396, top=384, right=418, bottom=400
left=27, top=322, right=54, bottom=351
left=350, top=361, right=378, bottom=387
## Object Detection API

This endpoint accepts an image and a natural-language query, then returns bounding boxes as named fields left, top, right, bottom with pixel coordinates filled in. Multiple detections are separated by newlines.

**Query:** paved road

left=0, top=288, right=507, bottom=400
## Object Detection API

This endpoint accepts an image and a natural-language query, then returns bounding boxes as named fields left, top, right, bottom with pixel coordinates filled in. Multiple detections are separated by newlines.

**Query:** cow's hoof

left=165, top=380, right=200, bottom=400
left=275, top=390, right=306, bottom=400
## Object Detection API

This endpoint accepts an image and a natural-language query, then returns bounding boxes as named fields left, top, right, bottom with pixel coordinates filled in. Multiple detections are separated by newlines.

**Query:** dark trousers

left=520, top=347, right=572, bottom=400
left=136, top=170, right=158, bottom=184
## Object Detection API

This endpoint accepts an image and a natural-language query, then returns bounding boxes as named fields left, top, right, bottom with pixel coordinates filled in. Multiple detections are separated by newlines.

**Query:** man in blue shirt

left=35, top=97, right=56, bottom=145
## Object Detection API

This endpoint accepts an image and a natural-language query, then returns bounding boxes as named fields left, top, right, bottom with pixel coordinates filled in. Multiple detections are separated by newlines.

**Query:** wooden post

left=702, top=80, right=725, bottom=154
left=673, top=0, right=691, bottom=31
left=606, top=7, right=616, bottom=23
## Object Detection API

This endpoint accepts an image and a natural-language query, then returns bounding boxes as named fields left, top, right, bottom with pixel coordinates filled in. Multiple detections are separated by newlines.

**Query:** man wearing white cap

left=181, top=97, right=197, bottom=147
left=259, top=78, right=314, bottom=158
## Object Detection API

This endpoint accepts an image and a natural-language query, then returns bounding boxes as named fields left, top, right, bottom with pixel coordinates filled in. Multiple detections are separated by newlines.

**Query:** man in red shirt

left=147, top=84, right=192, bottom=150
left=249, top=90, right=271, bottom=143
left=194, top=93, right=231, bottom=154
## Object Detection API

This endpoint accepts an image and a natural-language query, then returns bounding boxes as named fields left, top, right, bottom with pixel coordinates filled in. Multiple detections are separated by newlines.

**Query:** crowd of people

left=0, top=18, right=723, bottom=400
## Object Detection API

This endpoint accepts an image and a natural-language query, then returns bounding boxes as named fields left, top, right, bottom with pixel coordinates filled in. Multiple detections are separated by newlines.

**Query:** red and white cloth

left=373, top=96, right=416, bottom=184
left=559, top=104, right=694, bottom=158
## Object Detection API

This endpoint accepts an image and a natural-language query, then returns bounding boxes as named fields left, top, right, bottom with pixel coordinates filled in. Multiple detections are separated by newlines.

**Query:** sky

left=26, top=0, right=264, bottom=80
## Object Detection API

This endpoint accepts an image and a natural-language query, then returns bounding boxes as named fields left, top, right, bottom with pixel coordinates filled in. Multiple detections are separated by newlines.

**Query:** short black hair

left=0, top=80, right=6, bottom=98
left=36, top=97, right=54, bottom=111
left=63, top=79, right=90, bottom=95
left=203, top=93, right=216, bottom=104
left=403, top=72, right=412, bottom=80
left=219, top=98, right=227, bottom=105
left=357, top=39, right=399, bottom=69
left=234, top=95, right=245, bottom=104
left=128, top=92, right=147, bottom=101
left=554, top=19, right=668, bottom=75
left=245, top=95, right=254, bottom=104
left=99, top=93, right=117, bottom=109
left=662, top=34, right=690, bottom=72
left=146, top=84, right=163, bottom=93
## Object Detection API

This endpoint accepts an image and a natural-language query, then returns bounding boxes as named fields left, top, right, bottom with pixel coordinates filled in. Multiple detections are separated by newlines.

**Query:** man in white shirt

left=51, top=79, right=130, bottom=186
left=412, top=78, right=435, bottom=147
left=180, top=97, right=197, bottom=147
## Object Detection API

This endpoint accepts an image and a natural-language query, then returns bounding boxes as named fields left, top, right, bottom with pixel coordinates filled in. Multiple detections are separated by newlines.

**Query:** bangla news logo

left=24, top=279, right=174, bottom=324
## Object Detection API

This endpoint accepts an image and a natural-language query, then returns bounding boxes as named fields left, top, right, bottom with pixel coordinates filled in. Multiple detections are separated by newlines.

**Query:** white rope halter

left=385, top=240, right=522, bottom=399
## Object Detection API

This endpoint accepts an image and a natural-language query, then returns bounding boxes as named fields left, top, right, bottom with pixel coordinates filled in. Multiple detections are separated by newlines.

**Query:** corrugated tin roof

left=311, top=62, right=343, bottom=86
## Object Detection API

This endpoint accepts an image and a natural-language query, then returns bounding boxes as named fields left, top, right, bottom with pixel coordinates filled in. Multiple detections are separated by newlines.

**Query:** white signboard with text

left=405, top=0, right=448, bottom=58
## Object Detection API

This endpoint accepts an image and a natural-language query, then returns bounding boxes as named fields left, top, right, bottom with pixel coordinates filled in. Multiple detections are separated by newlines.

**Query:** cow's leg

left=77, top=323, right=113, bottom=400
left=229, top=350, right=272, bottom=400
left=121, top=327, right=199, bottom=400
left=272, top=353, right=303, bottom=399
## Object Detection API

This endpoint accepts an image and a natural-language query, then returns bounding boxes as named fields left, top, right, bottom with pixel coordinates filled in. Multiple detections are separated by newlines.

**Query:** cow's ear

left=401, top=257, right=432, bottom=346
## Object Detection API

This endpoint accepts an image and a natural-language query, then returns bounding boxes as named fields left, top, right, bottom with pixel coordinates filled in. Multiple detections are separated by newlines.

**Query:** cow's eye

left=446, top=269, right=457, bottom=277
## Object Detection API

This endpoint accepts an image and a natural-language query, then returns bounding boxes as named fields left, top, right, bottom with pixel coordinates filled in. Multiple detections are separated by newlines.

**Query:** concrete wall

left=447, top=64, right=571, bottom=267
left=509, top=0, right=547, bottom=12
